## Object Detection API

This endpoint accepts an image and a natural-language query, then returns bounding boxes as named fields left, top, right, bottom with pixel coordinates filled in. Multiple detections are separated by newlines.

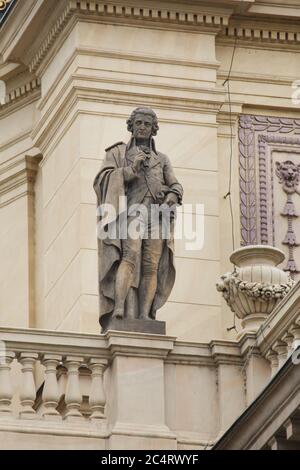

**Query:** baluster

left=0, top=351, right=15, bottom=417
left=64, top=356, right=83, bottom=421
left=42, top=354, right=62, bottom=420
left=19, top=352, right=38, bottom=419
left=266, top=350, right=279, bottom=377
left=88, top=358, right=107, bottom=420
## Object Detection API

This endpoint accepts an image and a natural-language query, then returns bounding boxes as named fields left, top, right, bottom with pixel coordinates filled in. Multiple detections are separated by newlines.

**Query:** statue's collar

left=126, top=137, right=158, bottom=155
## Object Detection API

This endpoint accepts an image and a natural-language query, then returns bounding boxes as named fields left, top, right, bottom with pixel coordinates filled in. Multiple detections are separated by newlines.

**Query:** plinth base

left=102, top=317, right=166, bottom=335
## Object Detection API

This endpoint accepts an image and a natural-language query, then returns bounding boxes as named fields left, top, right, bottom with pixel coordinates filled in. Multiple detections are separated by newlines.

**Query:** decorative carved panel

left=239, top=115, right=300, bottom=276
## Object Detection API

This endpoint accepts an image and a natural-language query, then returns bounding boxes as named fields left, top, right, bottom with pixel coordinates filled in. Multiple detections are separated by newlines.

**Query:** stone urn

left=216, top=245, right=295, bottom=334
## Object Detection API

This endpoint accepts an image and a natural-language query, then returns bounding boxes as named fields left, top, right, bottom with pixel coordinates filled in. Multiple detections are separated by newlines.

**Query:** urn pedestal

left=217, top=245, right=295, bottom=336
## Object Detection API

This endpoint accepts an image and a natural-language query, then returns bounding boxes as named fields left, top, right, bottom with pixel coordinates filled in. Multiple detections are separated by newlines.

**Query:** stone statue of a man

left=93, top=107, right=183, bottom=332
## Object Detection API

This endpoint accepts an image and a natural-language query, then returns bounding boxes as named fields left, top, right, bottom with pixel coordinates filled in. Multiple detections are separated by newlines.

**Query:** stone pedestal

left=102, top=317, right=166, bottom=335
left=105, top=331, right=176, bottom=450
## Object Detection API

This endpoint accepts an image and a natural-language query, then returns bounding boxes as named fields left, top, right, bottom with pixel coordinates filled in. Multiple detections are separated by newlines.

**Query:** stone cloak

left=93, top=142, right=176, bottom=329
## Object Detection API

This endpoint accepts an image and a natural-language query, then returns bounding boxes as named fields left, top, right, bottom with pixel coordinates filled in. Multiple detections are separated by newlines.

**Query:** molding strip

left=0, top=78, right=41, bottom=109
left=222, top=25, right=300, bottom=44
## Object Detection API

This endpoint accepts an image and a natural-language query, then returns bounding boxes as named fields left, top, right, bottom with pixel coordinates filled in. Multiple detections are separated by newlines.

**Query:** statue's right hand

left=132, top=153, right=146, bottom=173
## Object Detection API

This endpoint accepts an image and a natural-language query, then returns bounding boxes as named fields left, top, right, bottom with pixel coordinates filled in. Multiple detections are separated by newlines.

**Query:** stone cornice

left=0, top=0, right=232, bottom=76
left=248, top=1, right=300, bottom=19
left=31, top=75, right=225, bottom=155
left=0, top=78, right=41, bottom=113
left=38, top=47, right=220, bottom=109
left=210, top=339, right=243, bottom=365
left=0, top=326, right=109, bottom=358
left=256, top=281, right=300, bottom=357
left=166, top=339, right=244, bottom=366
left=167, top=341, right=214, bottom=366
left=106, top=330, right=175, bottom=360
left=27, top=0, right=231, bottom=75
left=0, top=326, right=247, bottom=366
left=0, top=129, right=32, bottom=154
left=219, top=21, right=300, bottom=46
left=0, top=152, right=42, bottom=207
left=238, top=332, right=260, bottom=357
left=68, top=0, right=231, bottom=27
left=217, top=70, right=299, bottom=87
left=1, top=1, right=300, bottom=80
left=28, top=2, right=74, bottom=74
left=0, top=90, right=40, bottom=120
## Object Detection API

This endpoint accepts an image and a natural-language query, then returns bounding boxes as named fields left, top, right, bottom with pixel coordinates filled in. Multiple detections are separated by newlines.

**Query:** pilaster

left=105, top=331, right=177, bottom=449
left=0, top=152, right=42, bottom=327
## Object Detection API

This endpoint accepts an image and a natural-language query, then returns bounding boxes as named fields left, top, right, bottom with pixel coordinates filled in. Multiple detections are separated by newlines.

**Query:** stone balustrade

left=256, top=281, right=300, bottom=377
left=0, top=326, right=251, bottom=449
left=0, top=328, right=108, bottom=423
left=1, top=314, right=299, bottom=449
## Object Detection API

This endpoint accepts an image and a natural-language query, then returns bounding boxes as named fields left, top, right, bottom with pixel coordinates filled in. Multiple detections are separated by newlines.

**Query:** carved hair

left=126, top=107, right=159, bottom=136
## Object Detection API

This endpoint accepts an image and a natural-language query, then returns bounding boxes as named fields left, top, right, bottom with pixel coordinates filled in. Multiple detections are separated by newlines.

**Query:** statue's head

left=127, top=107, right=159, bottom=140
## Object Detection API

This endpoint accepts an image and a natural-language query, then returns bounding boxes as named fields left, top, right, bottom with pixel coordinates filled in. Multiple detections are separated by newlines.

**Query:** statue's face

left=132, top=113, right=153, bottom=140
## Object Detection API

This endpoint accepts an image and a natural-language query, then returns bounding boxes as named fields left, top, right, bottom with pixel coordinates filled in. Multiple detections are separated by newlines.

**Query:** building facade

left=0, top=0, right=300, bottom=450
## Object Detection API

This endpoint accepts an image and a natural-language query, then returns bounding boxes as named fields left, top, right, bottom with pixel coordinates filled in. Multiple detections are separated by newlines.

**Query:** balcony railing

left=0, top=328, right=108, bottom=426
left=1, top=288, right=300, bottom=449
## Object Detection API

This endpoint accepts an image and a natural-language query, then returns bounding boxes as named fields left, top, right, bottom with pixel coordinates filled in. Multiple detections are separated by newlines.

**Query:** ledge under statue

left=93, top=107, right=183, bottom=334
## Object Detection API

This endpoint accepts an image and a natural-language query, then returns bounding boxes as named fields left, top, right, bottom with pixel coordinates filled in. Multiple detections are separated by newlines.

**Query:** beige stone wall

left=1, top=1, right=300, bottom=343
left=0, top=99, right=40, bottom=327
left=2, top=0, right=298, bottom=449
left=216, top=39, right=300, bottom=335
left=29, top=18, right=224, bottom=341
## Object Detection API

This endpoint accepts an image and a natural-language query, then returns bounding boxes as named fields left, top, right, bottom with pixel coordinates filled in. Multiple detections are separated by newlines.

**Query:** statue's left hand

left=164, top=192, right=178, bottom=207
